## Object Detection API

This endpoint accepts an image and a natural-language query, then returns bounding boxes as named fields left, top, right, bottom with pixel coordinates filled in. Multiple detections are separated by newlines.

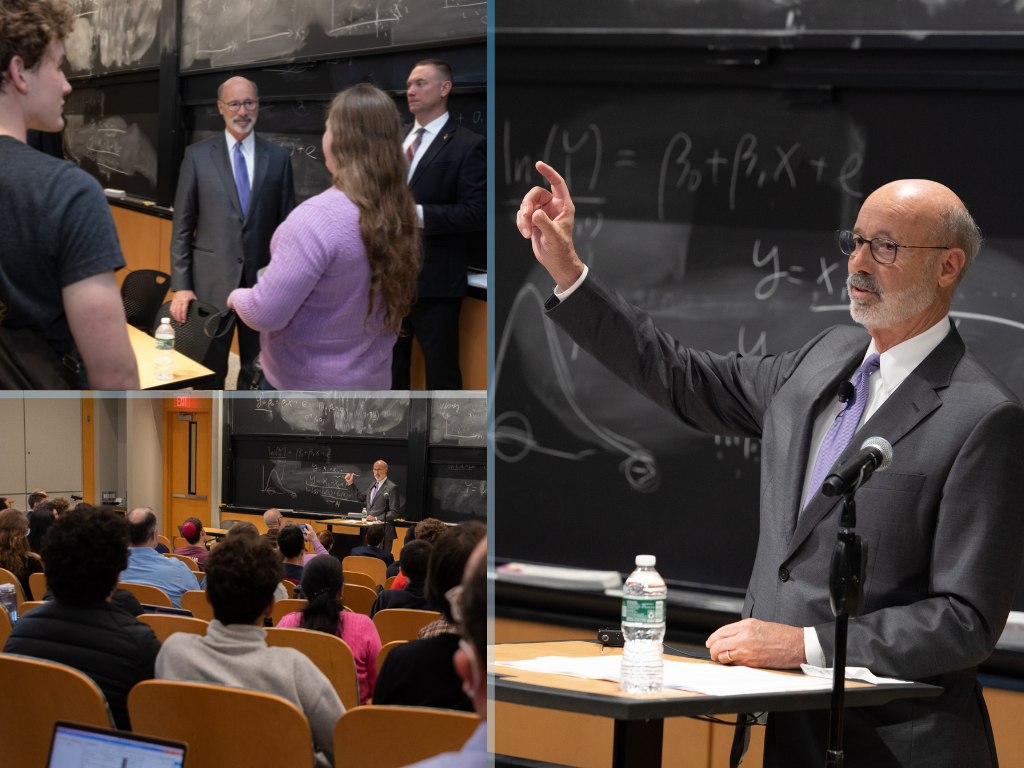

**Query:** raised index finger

left=535, top=160, right=571, bottom=200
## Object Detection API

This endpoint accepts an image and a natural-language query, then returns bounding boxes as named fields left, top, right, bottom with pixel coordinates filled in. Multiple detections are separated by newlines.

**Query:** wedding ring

left=722, top=650, right=733, bottom=663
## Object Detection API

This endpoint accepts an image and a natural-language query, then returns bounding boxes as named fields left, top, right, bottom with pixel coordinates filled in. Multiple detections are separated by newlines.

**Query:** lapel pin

left=443, top=133, right=449, bottom=140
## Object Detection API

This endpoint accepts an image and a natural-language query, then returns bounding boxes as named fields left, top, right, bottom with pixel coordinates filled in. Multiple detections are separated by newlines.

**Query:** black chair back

left=121, top=270, right=171, bottom=331
left=150, top=300, right=232, bottom=371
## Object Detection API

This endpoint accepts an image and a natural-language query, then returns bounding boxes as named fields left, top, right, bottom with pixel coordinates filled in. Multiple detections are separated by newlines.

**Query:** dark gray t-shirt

left=0, top=135, right=125, bottom=354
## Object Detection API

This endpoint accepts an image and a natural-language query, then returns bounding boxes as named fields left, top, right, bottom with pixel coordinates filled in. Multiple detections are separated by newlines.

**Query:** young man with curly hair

left=2, top=504, right=161, bottom=730
left=0, top=0, right=137, bottom=388
left=156, top=536, right=343, bottom=767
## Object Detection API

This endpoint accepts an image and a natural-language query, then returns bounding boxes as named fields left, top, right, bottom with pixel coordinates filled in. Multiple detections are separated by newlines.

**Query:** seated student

left=303, top=529, right=334, bottom=565
left=349, top=523, right=394, bottom=567
left=119, top=508, right=199, bottom=608
left=0, top=508, right=43, bottom=599
left=260, top=508, right=283, bottom=547
left=372, top=522, right=485, bottom=711
left=278, top=524, right=306, bottom=584
left=26, top=500, right=56, bottom=554
left=3, top=504, right=161, bottom=731
left=278, top=556, right=383, bottom=704
left=156, top=537, right=344, bottom=767
left=390, top=518, right=448, bottom=589
left=225, top=521, right=289, bottom=602
left=369, top=540, right=431, bottom=618
left=386, top=527, right=417, bottom=582
left=51, top=497, right=70, bottom=517
left=400, top=538, right=487, bottom=768
left=174, top=518, right=209, bottom=568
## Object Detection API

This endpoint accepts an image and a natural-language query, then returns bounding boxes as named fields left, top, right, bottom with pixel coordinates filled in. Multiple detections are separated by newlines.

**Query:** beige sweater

left=156, top=620, right=344, bottom=766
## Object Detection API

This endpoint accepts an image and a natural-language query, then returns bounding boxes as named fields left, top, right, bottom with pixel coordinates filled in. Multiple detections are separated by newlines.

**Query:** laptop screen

left=48, top=723, right=186, bottom=767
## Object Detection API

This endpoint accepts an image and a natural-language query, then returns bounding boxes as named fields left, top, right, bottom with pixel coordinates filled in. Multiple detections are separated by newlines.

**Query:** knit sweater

left=156, top=620, right=344, bottom=765
left=228, top=187, right=397, bottom=390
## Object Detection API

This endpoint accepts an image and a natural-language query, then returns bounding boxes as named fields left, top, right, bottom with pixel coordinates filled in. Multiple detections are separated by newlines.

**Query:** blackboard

left=232, top=395, right=410, bottom=437
left=65, top=0, right=162, bottom=77
left=231, top=437, right=408, bottom=514
left=429, top=461, right=485, bottom=523
left=429, top=395, right=486, bottom=446
left=62, top=82, right=160, bottom=201
left=181, top=0, right=486, bottom=73
left=498, top=0, right=1024, bottom=47
left=495, top=75, right=1024, bottom=603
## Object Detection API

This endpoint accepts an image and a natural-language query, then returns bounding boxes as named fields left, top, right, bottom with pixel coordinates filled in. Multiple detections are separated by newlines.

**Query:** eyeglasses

left=223, top=100, right=259, bottom=112
left=445, top=583, right=464, bottom=625
left=837, top=230, right=949, bottom=265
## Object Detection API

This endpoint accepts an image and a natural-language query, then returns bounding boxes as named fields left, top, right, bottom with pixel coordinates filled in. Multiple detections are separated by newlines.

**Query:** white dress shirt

left=225, top=128, right=256, bottom=191
left=556, top=269, right=953, bottom=667
left=403, top=111, right=449, bottom=226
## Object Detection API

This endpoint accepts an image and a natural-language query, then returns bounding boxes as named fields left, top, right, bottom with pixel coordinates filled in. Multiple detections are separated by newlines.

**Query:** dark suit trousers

left=391, top=297, right=462, bottom=390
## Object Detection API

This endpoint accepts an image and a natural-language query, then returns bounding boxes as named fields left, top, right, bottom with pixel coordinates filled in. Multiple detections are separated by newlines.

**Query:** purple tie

left=233, top=141, right=250, bottom=215
left=802, top=353, right=881, bottom=509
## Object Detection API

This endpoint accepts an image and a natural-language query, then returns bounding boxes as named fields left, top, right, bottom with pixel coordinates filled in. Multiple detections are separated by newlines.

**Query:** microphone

left=822, top=437, right=893, bottom=497
left=837, top=381, right=855, bottom=404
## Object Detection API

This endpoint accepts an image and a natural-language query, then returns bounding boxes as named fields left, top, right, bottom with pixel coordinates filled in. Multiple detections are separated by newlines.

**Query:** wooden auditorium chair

left=180, top=590, right=214, bottom=622
left=342, top=584, right=377, bottom=616
left=271, top=598, right=308, bottom=626
left=117, top=582, right=173, bottom=608
left=128, top=680, right=314, bottom=768
left=341, top=556, right=386, bottom=587
left=18, top=601, right=44, bottom=616
left=333, top=706, right=479, bottom=768
left=372, top=609, right=441, bottom=645
left=377, top=640, right=407, bottom=673
left=265, top=627, right=361, bottom=710
left=29, top=572, right=47, bottom=601
left=139, top=614, right=209, bottom=643
left=168, top=553, right=200, bottom=572
left=0, top=605, right=11, bottom=647
left=343, top=570, right=377, bottom=591
left=157, top=534, right=173, bottom=551
left=0, top=655, right=115, bottom=768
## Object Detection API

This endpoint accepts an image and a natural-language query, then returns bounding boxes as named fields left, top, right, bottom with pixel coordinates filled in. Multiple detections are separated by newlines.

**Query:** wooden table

left=491, top=640, right=942, bottom=768
left=127, top=325, right=214, bottom=390
left=204, top=527, right=229, bottom=538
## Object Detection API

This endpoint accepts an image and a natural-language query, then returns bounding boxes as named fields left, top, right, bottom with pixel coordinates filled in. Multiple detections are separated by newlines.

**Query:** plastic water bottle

left=620, top=555, right=666, bottom=694
left=154, top=317, right=175, bottom=380
left=0, top=583, right=17, bottom=623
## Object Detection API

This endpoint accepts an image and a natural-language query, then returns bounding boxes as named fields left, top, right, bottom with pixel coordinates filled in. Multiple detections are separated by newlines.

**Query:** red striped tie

left=406, top=128, right=425, bottom=165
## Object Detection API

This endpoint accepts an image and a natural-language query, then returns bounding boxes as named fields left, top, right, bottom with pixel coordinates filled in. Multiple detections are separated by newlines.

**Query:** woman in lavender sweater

left=227, top=84, right=420, bottom=390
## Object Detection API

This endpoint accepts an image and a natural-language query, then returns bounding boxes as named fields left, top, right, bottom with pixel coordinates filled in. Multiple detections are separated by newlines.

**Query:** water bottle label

left=156, top=338, right=174, bottom=351
left=622, top=597, right=665, bottom=624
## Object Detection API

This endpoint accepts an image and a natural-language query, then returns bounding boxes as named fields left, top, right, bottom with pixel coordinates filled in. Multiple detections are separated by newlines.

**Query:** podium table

left=491, top=640, right=942, bottom=768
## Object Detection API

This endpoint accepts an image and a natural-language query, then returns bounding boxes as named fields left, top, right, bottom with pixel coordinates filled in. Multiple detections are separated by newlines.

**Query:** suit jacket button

left=779, top=567, right=790, bottom=582
left=237, top=258, right=243, bottom=264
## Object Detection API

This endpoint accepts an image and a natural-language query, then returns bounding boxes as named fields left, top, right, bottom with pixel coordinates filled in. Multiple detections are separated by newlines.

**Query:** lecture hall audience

left=278, top=555, right=383, bottom=704
left=156, top=536, right=343, bottom=767
left=2, top=504, right=161, bottom=730
left=173, top=517, right=209, bottom=568
left=0, top=508, right=43, bottom=599
left=370, top=539, right=431, bottom=617
left=372, top=522, right=485, bottom=711
left=119, top=508, right=199, bottom=608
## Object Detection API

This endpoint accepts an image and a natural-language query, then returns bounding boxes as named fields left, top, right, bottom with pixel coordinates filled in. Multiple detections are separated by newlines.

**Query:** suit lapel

left=409, top=119, right=456, bottom=189
left=212, top=134, right=243, bottom=220
left=783, top=320, right=963, bottom=561
left=245, top=138, right=271, bottom=224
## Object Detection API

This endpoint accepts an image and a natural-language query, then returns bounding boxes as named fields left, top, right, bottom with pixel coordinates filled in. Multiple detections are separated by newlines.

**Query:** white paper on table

left=800, top=664, right=909, bottom=686
left=495, top=655, right=839, bottom=696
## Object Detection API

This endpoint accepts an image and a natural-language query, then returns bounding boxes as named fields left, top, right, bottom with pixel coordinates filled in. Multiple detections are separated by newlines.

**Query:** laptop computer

left=46, top=721, right=187, bottom=767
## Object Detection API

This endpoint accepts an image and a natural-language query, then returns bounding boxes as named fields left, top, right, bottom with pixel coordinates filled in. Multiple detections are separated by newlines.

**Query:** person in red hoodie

left=174, top=518, right=209, bottom=569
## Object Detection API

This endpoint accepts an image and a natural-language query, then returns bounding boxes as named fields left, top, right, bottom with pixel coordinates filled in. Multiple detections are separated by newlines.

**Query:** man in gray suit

left=170, top=76, right=295, bottom=389
left=345, top=460, right=402, bottom=551
left=517, top=164, right=1024, bottom=767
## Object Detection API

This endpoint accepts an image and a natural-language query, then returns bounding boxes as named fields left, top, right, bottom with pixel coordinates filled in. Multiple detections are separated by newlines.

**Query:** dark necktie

left=233, top=141, right=250, bottom=215
left=802, top=353, right=882, bottom=509
left=406, top=128, right=425, bottom=165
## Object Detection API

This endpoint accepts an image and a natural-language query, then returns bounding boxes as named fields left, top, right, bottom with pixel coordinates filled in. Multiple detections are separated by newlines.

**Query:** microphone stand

left=825, top=469, right=869, bottom=768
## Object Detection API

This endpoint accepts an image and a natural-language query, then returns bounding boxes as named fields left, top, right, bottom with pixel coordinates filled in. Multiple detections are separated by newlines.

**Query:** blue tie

left=233, top=141, right=250, bottom=215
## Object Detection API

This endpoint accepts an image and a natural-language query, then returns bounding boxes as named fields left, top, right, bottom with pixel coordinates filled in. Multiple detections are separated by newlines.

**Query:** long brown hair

left=0, top=509, right=30, bottom=577
left=326, top=84, right=421, bottom=333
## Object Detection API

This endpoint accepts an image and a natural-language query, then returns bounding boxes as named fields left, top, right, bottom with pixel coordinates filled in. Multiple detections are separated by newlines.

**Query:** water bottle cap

left=635, top=555, right=656, bottom=567
left=0, top=583, right=12, bottom=591
left=162, top=317, right=171, bottom=323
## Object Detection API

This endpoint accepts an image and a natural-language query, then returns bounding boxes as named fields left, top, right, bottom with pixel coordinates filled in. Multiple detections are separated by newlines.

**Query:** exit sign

left=175, top=395, right=196, bottom=410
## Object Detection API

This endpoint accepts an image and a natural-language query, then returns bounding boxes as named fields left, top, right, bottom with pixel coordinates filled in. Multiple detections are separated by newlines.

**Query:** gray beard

left=847, top=273, right=938, bottom=330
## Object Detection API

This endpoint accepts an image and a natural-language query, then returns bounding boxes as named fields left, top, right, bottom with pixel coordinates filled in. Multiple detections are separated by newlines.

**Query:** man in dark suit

left=517, top=164, right=1024, bottom=767
left=344, top=460, right=402, bottom=551
left=391, top=59, right=486, bottom=390
left=349, top=523, right=395, bottom=567
left=169, top=76, right=295, bottom=389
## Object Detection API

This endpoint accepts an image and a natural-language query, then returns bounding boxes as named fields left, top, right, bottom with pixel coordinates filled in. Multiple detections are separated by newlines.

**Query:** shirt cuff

left=553, top=264, right=589, bottom=302
left=416, top=205, right=424, bottom=227
left=804, top=626, right=826, bottom=667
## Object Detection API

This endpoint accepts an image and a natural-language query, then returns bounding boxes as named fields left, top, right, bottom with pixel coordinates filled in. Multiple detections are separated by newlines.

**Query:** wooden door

left=164, top=401, right=212, bottom=540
